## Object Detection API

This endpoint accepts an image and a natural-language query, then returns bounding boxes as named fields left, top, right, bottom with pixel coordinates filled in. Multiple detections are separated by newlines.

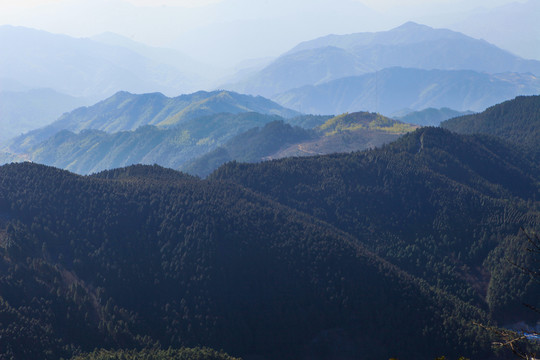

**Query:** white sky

left=0, top=0, right=534, bottom=66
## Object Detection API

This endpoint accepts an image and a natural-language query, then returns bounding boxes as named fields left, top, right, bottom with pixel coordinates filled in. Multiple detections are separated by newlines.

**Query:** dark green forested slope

left=0, top=162, right=494, bottom=359
left=210, top=127, right=540, bottom=324
left=180, top=121, right=315, bottom=177
left=72, top=347, right=241, bottom=360
left=441, top=95, right=540, bottom=159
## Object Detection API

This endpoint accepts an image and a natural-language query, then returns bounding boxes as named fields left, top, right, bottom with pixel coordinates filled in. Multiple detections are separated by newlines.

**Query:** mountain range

left=2, top=6, right=540, bottom=360
left=1, top=113, right=539, bottom=358
left=182, top=112, right=417, bottom=177
left=16, top=112, right=284, bottom=175
left=0, top=90, right=420, bottom=176
left=226, top=22, right=540, bottom=98
left=0, top=25, right=205, bottom=100
left=0, top=25, right=216, bottom=141
left=2, top=21, right=538, bottom=152
left=183, top=96, right=540, bottom=179
left=272, top=67, right=540, bottom=115
left=2, top=90, right=299, bottom=154
left=1, top=77, right=540, bottom=360
left=5, top=92, right=538, bottom=180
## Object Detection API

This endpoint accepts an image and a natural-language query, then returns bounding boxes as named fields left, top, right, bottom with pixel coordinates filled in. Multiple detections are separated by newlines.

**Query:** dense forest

left=0, top=160, right=496, bottom=360
left=211, top=127, right=540, bottom=323
left=441, top=95, right=540, bottom=159
left=71, top=347, right=241, bottom=360
left=0, top=96, right=539, bottom=359
left=181, top=120, right=315, bottom=177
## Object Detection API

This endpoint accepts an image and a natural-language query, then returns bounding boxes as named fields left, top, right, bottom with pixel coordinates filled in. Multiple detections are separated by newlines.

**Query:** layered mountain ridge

left=3, top=90, right=299, bottom=154
left=226, top=22, right=540, bottom=98
left=182, top=112, right=417, bottom=177
left=272, top=68, right=540, bottom=115
left=0, top=25, right=206, bottom=99
left=2, top=10, right=540, bottom=360
left=2, top=120, right=540, bottom=358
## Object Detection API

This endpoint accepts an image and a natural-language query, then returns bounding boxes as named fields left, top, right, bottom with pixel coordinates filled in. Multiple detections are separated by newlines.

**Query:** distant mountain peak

left=104, top=90, right=167, bottom=103
left=394, top=21, right=428, bottom=30
left=285, top=21, right=467, bottom=56
left=110, top=90, right=135, bottom=98
left=384, top=21, right=467, bottom=42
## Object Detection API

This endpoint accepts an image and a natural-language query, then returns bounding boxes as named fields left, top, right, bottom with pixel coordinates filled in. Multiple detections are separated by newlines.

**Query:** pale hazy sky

left=0, top=0, right=523, bottom=11
left=0, top=0, right=535, bottom=66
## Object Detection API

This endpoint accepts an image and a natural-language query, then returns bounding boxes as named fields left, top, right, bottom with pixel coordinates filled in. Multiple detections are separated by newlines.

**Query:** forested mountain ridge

left=258, top=112, right=417, bottom=161
left=0, top=89, right=302, bottom=175
left=211, top=127, right=540, bottom=323
left=441, top=95, right=540, bottom=159
left=7, top=112, right=285, bottom=175
left=61, top=90, right=299, bottom=132
left=1, top=108, right=416, bottom=177
left=0, top=161, right=494, bottom=359
left=180, top=120, right=315, bottom=177
left=182, top=112, right=417, bottom=177
left=3, top=90, right=299, bottom=154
